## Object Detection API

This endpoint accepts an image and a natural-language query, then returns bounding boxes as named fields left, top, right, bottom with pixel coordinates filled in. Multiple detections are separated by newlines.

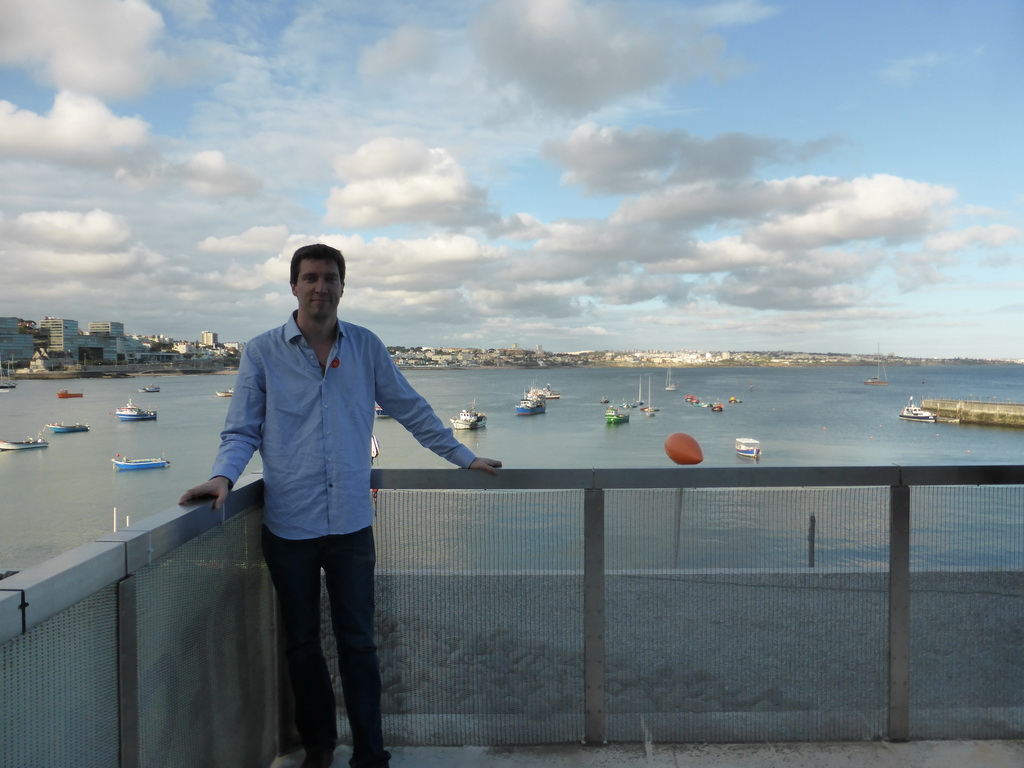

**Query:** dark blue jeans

left=262, top=525, right=391, bottom=768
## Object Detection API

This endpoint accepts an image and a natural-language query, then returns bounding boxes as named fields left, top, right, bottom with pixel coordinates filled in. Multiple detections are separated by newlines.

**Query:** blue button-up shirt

left=210, top=313, right=476, bottom=539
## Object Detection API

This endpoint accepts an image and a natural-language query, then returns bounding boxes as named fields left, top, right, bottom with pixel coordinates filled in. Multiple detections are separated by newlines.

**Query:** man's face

left=291, top=258, right=343, bottom=322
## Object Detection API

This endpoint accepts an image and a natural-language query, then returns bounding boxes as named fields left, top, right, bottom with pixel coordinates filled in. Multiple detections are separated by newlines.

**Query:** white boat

left=215, top=388, right=234, bottom=397
left=899, top=397, right=936, bottom=422
left=138, top=384, right=160, bottom=393
left=111, top=455, right=170, bottom=470
left=115, top=399, right=157, bottom=421
left=374, top=403, right=391, bottom=418
left=665, top=368, right=678, bottom=391
left=450, top=403, right=487, bottom=430
left=536, top=384, right=560, bottom=400
left=735, top=438, right=761, bottom=459
left=0, top=435, right=48, bottom=451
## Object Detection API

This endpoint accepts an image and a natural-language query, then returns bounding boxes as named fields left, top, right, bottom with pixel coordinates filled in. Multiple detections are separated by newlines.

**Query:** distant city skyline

left=0, top=1, right=1021, bottom=358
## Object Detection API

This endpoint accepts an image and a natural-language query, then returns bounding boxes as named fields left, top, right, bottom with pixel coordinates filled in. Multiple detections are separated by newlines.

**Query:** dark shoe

left=300, top=750, right=334, bottom=768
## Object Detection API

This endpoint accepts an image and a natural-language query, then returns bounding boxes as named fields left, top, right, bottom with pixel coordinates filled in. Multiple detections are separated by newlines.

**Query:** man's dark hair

left=290, top=244, right=346, bottom=285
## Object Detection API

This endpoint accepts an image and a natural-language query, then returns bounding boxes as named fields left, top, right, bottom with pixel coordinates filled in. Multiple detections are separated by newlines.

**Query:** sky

left=0, top=0, right=1021, bottom=358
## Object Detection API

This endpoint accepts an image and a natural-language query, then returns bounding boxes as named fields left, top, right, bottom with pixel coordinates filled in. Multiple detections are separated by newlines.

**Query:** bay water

left=2, top=365, right=1022, bottom=570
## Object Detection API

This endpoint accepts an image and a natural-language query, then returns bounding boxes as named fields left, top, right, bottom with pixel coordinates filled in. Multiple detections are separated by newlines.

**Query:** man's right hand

left=178, top=476, right=232, bottom=510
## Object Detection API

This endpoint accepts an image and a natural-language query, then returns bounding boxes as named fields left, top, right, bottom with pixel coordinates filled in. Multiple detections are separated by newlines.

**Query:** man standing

left=179, top=243, right=501, bottom=768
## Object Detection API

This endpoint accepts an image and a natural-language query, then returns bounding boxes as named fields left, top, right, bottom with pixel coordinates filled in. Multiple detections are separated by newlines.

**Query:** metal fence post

left=888, top=482, right=911, bottom=741
left=117, top=575, right=140, bottom=768
left=583, top=487, right=606, bottom=745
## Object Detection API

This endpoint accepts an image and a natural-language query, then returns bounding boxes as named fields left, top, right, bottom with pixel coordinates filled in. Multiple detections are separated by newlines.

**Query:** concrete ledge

left=274, top=740, right=1024, bottom=768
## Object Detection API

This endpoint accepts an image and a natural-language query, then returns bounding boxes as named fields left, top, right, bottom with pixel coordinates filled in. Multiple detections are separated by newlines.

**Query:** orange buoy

left=664, top=432, right=703, bottom=465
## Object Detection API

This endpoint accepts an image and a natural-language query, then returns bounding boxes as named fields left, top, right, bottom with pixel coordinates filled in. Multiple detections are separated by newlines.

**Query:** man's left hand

left=469, top=457, right=502, bottom=475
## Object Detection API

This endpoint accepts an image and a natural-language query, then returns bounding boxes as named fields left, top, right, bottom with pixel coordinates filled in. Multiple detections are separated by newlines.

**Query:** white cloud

left=0, top=208, right=165, bottom=279
left=325, top=138, right=490, bottom=227
left=359, top=26, right=438, bottom=80
left=611, top=176, right=846, bottom=228
left=5, top=209, right=132, bottom=250
left=0, top=93, right=151, bottom=166
left=544, top=123, right=840, bottom=194
left=611, top=174, right=956, bottom=251
left=182, top=150, right=262, bottom=198
left=880, top=53, right=945, bottom=87
left=0, top=0, right=167, bottom=98
left=747, top=175, right=956, bottom=250
left=468, top=0, right=677, bottom=116
left=924, top=225, right=1020, bottom=253
left=152, top=0, right=212, bottom=27
left=197, top=226, right=291, bottom=255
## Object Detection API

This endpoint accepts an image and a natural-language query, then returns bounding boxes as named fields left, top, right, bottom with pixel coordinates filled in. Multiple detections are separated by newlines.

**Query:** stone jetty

left=922, top=399, right=1024, bottom=427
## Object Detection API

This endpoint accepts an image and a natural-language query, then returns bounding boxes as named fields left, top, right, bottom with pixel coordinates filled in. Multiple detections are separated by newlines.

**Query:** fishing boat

left=729, top=396, right=742, bottom=403
left=46, top=422, right=90, bottom=433
left=215, top=388, right=234, bottom=397
left=711, top=403, right=724, bottom=412
left=898, top=397, right=936, bottom=423
left=115, top=399, right=157, bottom=421
left=138, top=384, right=160, bottom=393
left=536, top=384, right=560, bottom=400
left=0, top=435, right=48, bottom=451
left=450, top=403, right=487, bottom=430
left=735, top=438, right=761, bottom=459
left=599, top=396, right=610, bottom=404
left=604, top=406, right=629, bottom=424
left=111, top=455, right=170, bottom=470
left=56, top=389, right=83, bottom=398
left=516, top=393, right=546, bottom=415
left=665, top=368, right=678, bottom=391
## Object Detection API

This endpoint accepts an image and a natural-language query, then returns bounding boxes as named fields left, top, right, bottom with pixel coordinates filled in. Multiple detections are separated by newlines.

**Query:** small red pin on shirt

left=330, top=358, right=340, bottom=368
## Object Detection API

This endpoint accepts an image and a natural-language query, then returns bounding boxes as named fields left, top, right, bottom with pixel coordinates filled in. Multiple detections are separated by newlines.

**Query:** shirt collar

left=285, top=311, right=345, bottom=344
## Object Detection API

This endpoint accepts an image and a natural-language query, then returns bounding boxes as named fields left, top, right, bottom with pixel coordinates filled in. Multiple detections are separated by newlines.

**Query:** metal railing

left=2, top=465, right=1024, bottom=767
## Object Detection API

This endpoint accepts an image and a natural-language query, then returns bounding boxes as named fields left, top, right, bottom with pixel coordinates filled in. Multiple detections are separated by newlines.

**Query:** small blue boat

left=46, top=422, right=90, bottom=433
left=735, top=438, right=761, bottom=459
left=112, top=455, right=170, bottom=470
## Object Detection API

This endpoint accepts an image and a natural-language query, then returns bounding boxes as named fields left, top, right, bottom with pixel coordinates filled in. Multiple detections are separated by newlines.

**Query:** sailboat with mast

left=0, top=355, right=16, bottom=390
left=641, top=376, right=659, bottom=414
left=665, top=367, right=678, bottom=391
left=864, top=346, right=889, bottom=386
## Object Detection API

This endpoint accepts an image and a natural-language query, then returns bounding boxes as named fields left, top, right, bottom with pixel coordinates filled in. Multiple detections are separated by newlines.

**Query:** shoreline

left=9, top=359, right=1020, bottom=380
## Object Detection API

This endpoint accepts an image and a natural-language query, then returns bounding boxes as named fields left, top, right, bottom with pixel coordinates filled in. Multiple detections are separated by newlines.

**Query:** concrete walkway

left=274, top=740, right=1024, bottom=767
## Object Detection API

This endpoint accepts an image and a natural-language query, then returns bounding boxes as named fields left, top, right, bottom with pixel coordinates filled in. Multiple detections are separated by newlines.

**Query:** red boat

left=56, top=389, right=83, bottom=398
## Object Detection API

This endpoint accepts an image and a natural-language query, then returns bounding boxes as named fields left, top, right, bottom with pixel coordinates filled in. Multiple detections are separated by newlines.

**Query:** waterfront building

left=88, top=321, right=125, bottom=336
left=201, top=330, right=218, bottom=346
left=39, top=317, right=80, bottom=358
left=0, top=316, right=34, bottom=363
left=84, top=320, right=127, bottom=361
